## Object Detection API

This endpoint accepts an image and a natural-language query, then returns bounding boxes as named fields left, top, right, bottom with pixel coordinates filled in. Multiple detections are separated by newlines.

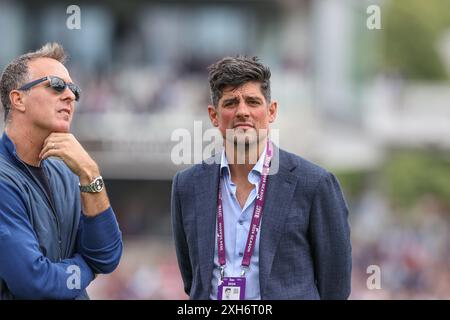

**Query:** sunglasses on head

left=18, top=75, right=81, bottom=101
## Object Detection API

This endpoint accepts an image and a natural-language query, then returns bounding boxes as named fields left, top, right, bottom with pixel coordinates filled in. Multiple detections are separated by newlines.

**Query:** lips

left=233, top=123, right=254, bottom=129
left=57, top=108, right=71, bottom=120
left=58, top=109, right=71, bottom=116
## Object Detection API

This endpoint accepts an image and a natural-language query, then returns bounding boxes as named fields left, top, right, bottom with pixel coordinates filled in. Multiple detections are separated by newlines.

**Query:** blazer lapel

left=259, top=148, right=298, bottom=298
left=192, top=149, right=298, bottom=298
left=194, top=160, right=220, bottom=294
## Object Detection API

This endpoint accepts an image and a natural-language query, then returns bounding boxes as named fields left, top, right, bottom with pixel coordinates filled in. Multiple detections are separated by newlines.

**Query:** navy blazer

left=171, top=147, right=352, bottom=299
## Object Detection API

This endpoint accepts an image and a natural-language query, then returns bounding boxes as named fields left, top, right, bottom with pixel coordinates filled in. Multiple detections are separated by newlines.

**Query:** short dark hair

left=208, top=56, right=271, bottom=107
left=0, top=42, right=67, bottom=122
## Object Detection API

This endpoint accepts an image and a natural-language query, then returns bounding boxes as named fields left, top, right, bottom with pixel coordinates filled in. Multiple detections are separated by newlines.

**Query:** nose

left=235, top=100, right=250, bottom=118
left=61, top=86, right=76, bottom=102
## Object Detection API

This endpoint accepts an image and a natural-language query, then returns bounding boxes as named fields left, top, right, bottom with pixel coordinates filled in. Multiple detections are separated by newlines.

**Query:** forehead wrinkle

left=28, top=58, right=72, bottom=84
left=222, top=89, right=262, bottom=99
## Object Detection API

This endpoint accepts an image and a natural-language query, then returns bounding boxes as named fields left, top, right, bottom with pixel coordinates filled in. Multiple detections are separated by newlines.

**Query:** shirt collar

left=1, top=131, right=21, bottom=163
left=1, top=131, right=47, bottom=169
left=220, top=145, right=267, bottom=178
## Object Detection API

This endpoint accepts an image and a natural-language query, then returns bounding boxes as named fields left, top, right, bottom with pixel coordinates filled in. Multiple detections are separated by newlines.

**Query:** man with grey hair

left=171, top=56, right=352, bottom=300
left=0, top=42, right=122, bottom=299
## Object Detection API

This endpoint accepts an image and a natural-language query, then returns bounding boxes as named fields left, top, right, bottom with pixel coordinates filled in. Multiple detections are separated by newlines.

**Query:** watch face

left=94, top=178, right=104, bottom=191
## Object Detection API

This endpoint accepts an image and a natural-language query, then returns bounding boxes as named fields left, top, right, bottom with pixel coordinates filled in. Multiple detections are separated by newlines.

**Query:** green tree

left=383, top=0, right=450, bottom=79
left=382, top=150, right=450, bottom=212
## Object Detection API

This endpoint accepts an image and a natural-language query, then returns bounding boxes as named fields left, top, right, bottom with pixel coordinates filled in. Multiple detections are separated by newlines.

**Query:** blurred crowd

left=76, top=66, right=211, bottom=115
left=87, top=238, right=186, bottom=300
left=351, top=192, right=450, bottom=299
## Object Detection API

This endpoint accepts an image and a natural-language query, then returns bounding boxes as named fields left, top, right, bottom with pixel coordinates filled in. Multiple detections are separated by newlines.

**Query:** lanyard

left=217, top=139, right=273, bottom=276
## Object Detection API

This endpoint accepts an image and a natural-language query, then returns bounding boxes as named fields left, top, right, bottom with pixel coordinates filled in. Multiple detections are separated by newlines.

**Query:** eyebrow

left=221, top=97, right=240, bottom=106
left=245, top=96, right=263, bottom=102
left=221, top=95, right=263, bottom=105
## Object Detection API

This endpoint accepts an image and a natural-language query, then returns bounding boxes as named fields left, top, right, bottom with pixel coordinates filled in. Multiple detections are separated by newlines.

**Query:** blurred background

left=0, top=0, right=449, bottom=299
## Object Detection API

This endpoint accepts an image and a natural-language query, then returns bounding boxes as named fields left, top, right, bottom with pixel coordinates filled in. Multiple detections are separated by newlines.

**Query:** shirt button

left=239, top=252, right=243, bottom=257
left=239, top=220, right=243, bottom=225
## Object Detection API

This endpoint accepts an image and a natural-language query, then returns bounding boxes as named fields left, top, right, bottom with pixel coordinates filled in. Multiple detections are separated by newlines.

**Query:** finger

left=44, top=135, right=70, bottom=146
left=40, top=140, right=66, bottom=159
left=43, top=136, right=58, bottom=151
left=44, top=133, right=76, bottom=148
left=44, top=132, right=61, bottom=144
left=39, top=142, right=52, bottom=159
left=47, top=132, right=71, bottom=138
left=47, top=132, right=74, bottom=141
left=40, top=148, right=64, bottom=161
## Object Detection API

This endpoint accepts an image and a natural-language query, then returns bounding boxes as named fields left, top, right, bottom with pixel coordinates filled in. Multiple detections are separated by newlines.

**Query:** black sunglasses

left=18, top=76, right=81, bottom=101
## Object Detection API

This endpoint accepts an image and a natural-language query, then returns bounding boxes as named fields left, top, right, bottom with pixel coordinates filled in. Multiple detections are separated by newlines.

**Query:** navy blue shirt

left=25, top=164, right=53, bottom=205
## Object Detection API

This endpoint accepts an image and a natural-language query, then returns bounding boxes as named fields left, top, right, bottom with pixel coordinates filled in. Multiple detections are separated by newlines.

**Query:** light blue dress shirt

left=210, top=147, right=267, bottom=300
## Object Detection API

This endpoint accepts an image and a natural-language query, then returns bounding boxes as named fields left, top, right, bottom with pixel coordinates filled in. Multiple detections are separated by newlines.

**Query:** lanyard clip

left=240, top=266, right=250, bottom=277
left=220, top=266, right=226, bottom=280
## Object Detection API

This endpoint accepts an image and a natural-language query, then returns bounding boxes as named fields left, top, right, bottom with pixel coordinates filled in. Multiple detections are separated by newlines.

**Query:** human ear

left=208, top=105, right=219, bottom=127
left=268, top=101, right=278, bottom=123
left=9, top=90, right=26, bottom=113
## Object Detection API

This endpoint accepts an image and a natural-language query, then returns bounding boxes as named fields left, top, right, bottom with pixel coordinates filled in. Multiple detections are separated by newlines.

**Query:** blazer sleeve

left=309, top=172, right=352, bottom=299
left=171, top=172, right=193, bottom=296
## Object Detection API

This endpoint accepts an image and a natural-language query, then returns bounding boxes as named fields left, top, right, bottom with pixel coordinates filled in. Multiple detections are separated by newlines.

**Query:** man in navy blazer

left=171, top=56, right=351, bottom=300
